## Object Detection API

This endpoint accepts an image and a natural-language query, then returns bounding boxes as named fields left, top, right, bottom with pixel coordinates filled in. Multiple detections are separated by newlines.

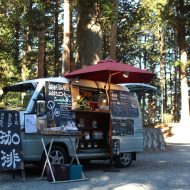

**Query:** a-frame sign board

left=0, top=110, right=25, bottom=180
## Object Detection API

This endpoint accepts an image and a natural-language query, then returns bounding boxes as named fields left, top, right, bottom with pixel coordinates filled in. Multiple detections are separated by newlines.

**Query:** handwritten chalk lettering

left=0, top=130, right=20, bottom=145
left=7, top=113, right=13, bottom=128
left=54, top=108, right=60, bottom=117
left=1, top=149, right=21, bottom=169
left=112, top=118, right=134, bottom=136
left=0, top=120, right=3, bottom=128
left=0, top=110, right=23, bottom=171
left=47, top=100, right=55, bottom=110
left=0, top=112, right=4, bottom=128
left=48, top=90, right=71, bottom=103
left=47, top=100, right=55, bottom=119
left=14, top=113, right=19, bottom=126
left=48, top=83, right=69, bottom=91
left=49, top=90, right=64, bottom=97
left=45, top=82, right=73, bottom=127
left=54, top=96, right=71, bottom=104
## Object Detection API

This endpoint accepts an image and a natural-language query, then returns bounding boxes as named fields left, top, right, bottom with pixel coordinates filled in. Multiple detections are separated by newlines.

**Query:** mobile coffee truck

left=0, top=77, right=143, bottom=169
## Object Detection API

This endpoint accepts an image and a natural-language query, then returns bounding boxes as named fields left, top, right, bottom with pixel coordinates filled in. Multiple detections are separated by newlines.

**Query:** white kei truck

left=0, top=77, right=143, bottom=168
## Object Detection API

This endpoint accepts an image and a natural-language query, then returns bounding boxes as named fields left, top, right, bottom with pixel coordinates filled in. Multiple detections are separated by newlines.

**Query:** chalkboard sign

left=110, top=90, right=139, bottom=118
left=0, top=110, right=23, bottom=170
left=45, top=82, right=74, bottom=127
left=112, top=119, right=134, bottom=136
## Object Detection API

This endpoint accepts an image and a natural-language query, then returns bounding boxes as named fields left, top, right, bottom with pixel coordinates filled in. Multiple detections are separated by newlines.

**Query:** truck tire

left=40, top=145, right=68, bottom=169
left=114, top=152, right=132, bottom=168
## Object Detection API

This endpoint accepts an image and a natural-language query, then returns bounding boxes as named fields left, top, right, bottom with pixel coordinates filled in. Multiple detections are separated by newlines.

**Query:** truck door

left=110, top=90, right=143, bottom=153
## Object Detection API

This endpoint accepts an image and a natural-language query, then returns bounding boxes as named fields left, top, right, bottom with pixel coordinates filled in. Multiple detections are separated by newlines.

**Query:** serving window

left=71, top=86, right=109, bottom=112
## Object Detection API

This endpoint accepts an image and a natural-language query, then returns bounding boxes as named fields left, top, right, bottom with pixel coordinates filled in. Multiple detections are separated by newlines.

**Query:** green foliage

left=174, top=59, right=190, bottom=67
left=0, top=4, right=21, bottom=87
left=0, top=0, right=190, bottom=122
left=174, top=60, right=182, bottom=67
left=0, top=53, right=19, bottom=87
left=163, top=113, right=173, bottom=123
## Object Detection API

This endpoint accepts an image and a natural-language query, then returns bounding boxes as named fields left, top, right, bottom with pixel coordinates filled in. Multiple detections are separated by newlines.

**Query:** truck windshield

left=0, top=83, right=35, bottom=110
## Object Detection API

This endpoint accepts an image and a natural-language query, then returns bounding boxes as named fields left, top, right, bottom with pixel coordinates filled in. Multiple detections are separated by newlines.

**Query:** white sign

left=25, top=114, right=37, bottom=133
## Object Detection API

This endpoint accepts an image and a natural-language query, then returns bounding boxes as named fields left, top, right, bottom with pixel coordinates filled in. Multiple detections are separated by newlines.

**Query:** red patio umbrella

left=64, top=59, right=154, bottom=84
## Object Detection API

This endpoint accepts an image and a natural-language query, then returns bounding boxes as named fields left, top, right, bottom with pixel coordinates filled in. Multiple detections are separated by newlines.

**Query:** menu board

left=110, top=90, right=139, bottom=118
left=0, top=110, right=23, bottom=170
left=112, top=119, right=134, bottom=136
left=45, top=82, right=74, bottom=127
left=110, top=90, right=138, bottom=137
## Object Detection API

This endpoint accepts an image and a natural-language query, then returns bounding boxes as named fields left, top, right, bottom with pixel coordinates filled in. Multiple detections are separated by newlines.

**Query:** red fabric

left=64, top=59, right=154, bottom=84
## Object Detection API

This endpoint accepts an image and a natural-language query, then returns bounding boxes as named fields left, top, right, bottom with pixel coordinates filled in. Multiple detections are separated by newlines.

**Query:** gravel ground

left=1, top=125, right=190, bottom=190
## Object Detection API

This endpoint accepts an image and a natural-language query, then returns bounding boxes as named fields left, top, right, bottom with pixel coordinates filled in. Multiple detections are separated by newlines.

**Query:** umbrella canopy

left=64, top=59, right=154, bottom=84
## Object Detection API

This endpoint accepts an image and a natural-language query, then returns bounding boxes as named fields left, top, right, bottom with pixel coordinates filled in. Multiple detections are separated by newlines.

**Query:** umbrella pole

left=108, top=72, right=113, bottom=165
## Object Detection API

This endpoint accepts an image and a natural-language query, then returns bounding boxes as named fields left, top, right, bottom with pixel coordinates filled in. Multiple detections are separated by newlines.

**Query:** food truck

left=0, top=77, right=143, bottom=168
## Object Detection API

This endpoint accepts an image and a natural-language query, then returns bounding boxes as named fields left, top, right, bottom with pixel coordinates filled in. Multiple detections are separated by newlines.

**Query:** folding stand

left=38, top=134, right=87, bottom=183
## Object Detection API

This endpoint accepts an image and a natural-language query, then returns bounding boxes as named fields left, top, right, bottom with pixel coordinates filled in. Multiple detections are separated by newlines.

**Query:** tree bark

left=37, top=14, right=45, bottom=78
left=54, top=0, right=59, bottom=76
left=21, top=0, right=28, bottom=81
left=62, top=0, right=71, bottom=74
left=14, top=20, right=20, bottom=74
left=75, top=1, right=102, bottom=69
left=175, top=0, right=189, bottom=123
left=173, top=33, right=180, bottom=122
left=159, top=27, right=164, bottom=123
left=109, top=0, right=119, bottom=60
left=27, top=1, right=33, bottom=75
left=180, top=51, right=189, bottom=123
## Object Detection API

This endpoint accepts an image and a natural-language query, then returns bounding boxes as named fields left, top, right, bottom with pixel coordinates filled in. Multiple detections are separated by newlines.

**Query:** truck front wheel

left=40, top=145, right=68, bottom=169
left=114, top=152, right=132, bottom=168
left=49, top=146, right=68, bottom=165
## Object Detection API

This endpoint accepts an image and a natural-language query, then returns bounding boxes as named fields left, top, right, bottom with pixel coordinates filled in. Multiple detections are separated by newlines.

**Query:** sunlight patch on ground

left=91, top=175, right=110, bottom=181
left=165, top=123, right=190, bottom=144
left=157, top=160, right=167, bottom=163
left=113, top=183, right=154, bottom=190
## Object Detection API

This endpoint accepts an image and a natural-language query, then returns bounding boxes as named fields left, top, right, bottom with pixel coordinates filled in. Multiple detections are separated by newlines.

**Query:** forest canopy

left=0, top=0, right=190, bottom=123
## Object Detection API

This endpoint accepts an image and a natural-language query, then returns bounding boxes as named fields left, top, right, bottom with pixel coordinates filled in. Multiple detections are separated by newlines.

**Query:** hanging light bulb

left=75, top=76, right=80, bottom=82
left=123, top=72, right=129, bottom=78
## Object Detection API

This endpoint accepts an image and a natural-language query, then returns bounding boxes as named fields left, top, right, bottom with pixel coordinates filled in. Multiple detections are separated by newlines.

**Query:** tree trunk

left=21, top=0, right=28, bottom=81
left=180, top=52, right=189, bottom=123
left=173, top=33, right=180, bottom=122
left=159, top=27, right=164, bottom=123
left=109, top=0, right=119, bottom=60
left=14, top=20, right=20, bottom=74
left=27, top=1, right=33, bottom=76
left=75, top=2, right=102, bottom=69
left=164, top=57, right=167, bottom=113
left=54, top=0, right=59, bottom=76
left=62, top=0, right=71, bottom=74
left=175, top=0, right=189, bottom=123
left=37, top=14, right=45, bottom=78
